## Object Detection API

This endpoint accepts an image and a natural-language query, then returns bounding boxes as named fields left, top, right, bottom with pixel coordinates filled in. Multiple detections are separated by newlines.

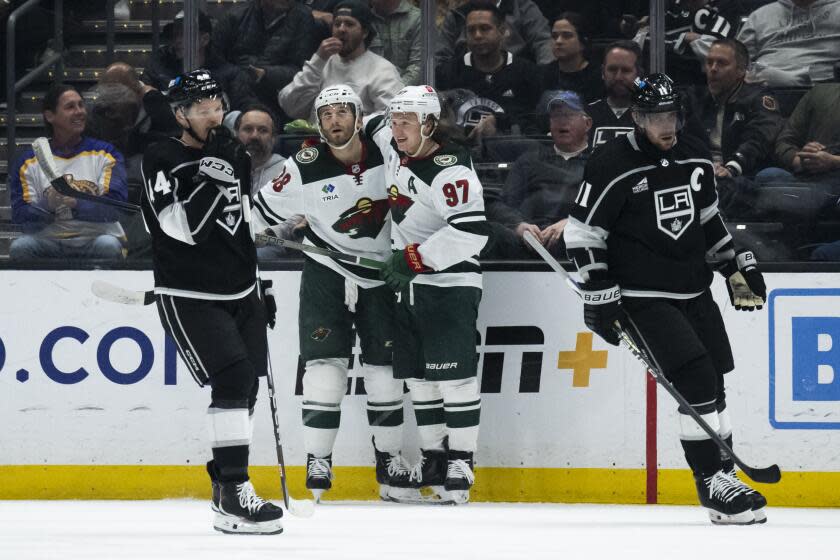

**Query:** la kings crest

left=654, top=184, right=694, bottom=240
left=217, top=183, right=243, bottom=236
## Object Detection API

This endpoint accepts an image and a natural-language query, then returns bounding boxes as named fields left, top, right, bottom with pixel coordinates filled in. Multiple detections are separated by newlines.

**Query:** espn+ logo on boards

left=770, top=289, right=840, bottom=429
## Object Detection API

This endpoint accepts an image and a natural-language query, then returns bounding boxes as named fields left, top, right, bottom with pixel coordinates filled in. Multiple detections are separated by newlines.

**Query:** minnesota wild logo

left=387, top=185, right=414, bottom=224
left=332, top=197, right=390, bottom=239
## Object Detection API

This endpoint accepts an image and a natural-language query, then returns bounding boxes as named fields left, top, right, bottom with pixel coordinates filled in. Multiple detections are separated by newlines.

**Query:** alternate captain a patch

left=654, top=184, right=694, bottom=240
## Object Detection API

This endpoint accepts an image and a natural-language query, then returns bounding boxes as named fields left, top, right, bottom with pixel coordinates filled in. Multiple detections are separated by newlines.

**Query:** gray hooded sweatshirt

left=737, top=0, right=840, bottom=86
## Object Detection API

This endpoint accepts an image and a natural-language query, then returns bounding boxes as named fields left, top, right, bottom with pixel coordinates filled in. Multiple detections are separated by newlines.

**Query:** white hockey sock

left=363, top=365, right=404, bottom=454
left=302, top=358, right=348, bottom=458
left=406, top=378, right=446, bottom=451
left=440, top=377, right=481, bottom=452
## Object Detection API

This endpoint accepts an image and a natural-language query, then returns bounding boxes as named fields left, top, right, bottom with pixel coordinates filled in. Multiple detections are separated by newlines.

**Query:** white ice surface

left=1, top=501, right=837, bottom=560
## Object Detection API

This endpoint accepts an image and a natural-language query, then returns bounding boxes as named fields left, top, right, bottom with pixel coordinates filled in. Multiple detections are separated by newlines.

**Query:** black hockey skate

left=726, top=468, right=768, bottom=523
left=213, top=480, right=284, bottom=535
left=444, top=450, right=475, bottom=505
left=305, top=454, right=333, bottom=502
left=372, top=437, right=422, bottom=504
left=695, top=470, right=755, bottom=525
left=407, top=447, right=457, bottom=505
left=206, top=460, right=221, bottom=513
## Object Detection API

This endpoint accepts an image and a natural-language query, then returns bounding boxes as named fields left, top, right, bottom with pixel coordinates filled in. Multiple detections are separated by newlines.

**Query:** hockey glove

left=260, top=278, right=277, bottom=329
left=722, top=250, right=766, bottom=311
left=380, top=244, right=429, bottom=292
left=581, top=281, right=622, bottom=346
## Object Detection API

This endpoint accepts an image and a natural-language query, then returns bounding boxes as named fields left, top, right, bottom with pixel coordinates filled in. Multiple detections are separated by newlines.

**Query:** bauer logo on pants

left=769, top=288, right=840, bottom=429
left=654, top=184, right=694, bottom=240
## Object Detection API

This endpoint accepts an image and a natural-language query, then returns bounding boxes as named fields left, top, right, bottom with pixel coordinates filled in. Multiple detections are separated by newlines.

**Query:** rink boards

left=2, top=270, right=840, bottom=506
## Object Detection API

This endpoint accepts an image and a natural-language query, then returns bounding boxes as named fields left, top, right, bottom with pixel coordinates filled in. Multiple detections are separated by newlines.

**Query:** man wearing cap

left=488, top=90, right=590, bottom=257
left=144, top=11, right=253, bottom=110
left=213, top=0, right=320, bottom=119
left=435, top=1, right=541, bottom=134
left=278, top=1, right=404, bottom=119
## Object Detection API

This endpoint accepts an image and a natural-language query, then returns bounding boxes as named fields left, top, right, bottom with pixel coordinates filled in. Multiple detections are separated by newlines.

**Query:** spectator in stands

left=698, top=38, right=783, bottom=178
left=370, top=0, right=422, bottom=85
left=235, top=105, right=305, bottom=259
left=9, top=84, right=128, bottom=262
left=301, top=0, right=341, bottom=39
left=213, top=0, right=319, bottom=119
left=659, top=0, right=745, bottom=85
left=586, top=40, right=642, bottom=150
left=487, top=91, right=590, bottom=257
left=540, top=12, right=604, bottom=103
left=278, top=1, right=403, bottom=119
left=761, top=83, right=840, bottom=181
left=235, top=105, right=287, bottom=195
left=436, top=1, right=541, bottom=134
left=144, top=11, right=253, bottom=111
left=737, top=0, right=840, bottom=86
left=100, top=62, right=180, bottom=160
left=437, top=0, right=555, bottom=65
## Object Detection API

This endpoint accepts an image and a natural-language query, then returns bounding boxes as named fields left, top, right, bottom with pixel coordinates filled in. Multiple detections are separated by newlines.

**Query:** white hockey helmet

left=314, top=84, right=362, bottom=122
left=388, top=85, right=441, bottom=125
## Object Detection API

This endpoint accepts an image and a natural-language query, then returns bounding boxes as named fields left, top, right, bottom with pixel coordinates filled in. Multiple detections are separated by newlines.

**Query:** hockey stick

left=90, top=237, right=385, bottom=306
left=255, top=233, right=385, bottom=269
left=523, top=231, right=781, bottom=484
left=32, top=138, right=142, bottom=213
left=264, top=346, right=315, bottom=518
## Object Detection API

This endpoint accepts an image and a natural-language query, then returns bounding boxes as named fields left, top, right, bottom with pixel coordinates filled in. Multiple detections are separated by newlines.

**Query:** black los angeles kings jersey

left=564, top=131, right=733, bottom=298
left=141, top=137, right=257, bottom=299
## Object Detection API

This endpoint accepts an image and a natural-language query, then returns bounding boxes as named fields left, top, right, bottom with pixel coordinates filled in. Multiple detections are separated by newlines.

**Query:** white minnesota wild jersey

left=366, top=115, right=490, bottom=289
left=252, top=136, right=391, bottom=288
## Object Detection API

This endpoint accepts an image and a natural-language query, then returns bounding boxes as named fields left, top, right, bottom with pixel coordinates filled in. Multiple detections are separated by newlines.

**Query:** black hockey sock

left=680, top=438, right=723, bottom=478
left=213, top=445, right=249, bottom=483
left=720, top=434, right=735, bottom=472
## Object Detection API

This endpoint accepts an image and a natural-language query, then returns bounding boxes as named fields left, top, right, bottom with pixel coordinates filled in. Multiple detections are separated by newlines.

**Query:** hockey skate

left=372, top=437, right=422, bottom=504
left=695, top=470, right=755, bottom=525
left=213, top=480, right=284, bottom=535
left=444, top=450, right=475, bottom=505
left=306, top=454, right=333, bottom=502
left=726, top=469, right=768, bottom=523
left=408, top=448, right=458, bottom=505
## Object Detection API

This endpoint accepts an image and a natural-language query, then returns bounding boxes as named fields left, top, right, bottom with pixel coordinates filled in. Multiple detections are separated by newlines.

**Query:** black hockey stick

left=32, top=138, right=142, bottom=213
left=264, top=346, right=315, bottom=518
left=523, top=231, right=781, bottom=484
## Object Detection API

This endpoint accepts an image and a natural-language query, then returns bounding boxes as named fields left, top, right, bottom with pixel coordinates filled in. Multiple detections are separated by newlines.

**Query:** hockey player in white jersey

left=252, top=85, right=416, bottom=503
left=366, top=86, right=491, bottom=503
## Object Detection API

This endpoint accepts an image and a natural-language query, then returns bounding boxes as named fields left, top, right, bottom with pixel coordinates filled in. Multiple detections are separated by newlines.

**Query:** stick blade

left=91, top=280, right=149, bottom=306
left=288, top=498, right=315, bottom=518
left=32, top=137, right=61, bottom=181
left=742, top=463, right=782, bottom=484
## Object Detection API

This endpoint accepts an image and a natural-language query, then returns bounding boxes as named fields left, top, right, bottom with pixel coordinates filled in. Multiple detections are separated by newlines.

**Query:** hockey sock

left=207, top=406, right=251, bottom=483
left=440, top=377, right=481, bottom=453
left=302, top=358, right=348, bottom=458
left=717, top=404, right=735, bottom=471
left=363, top=365, right=404, bottom=454
left=678, top=402, right=722, bottom=477
left=406, top=379, right=446, bottom=451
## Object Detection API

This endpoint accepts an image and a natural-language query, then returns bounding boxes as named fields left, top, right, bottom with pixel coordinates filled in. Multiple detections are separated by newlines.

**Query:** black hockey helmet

left=631, top=73, right=682, bottom=114
left=166, top=69, right=227, bottom=111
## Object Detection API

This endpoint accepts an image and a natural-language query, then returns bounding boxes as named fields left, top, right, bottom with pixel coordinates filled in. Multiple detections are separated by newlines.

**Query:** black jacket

left=698, top=81, right=783, bottom=176
left=212, top=1, right=319, bottom=103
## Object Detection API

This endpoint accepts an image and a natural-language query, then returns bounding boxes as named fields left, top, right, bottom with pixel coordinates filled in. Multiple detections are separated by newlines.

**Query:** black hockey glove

left=581, top=281, right=622, bottom=346
left=380, top=244, right=429, bottom=292
left=203, top=125, right=246, bottom=165
left=721, top=250, right=766, bottom=311
left=260, top=278, right=277, bottom=329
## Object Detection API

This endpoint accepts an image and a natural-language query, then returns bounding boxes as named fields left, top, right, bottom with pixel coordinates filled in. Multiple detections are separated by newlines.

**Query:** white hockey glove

left=722, top=250, right=766, bottom=311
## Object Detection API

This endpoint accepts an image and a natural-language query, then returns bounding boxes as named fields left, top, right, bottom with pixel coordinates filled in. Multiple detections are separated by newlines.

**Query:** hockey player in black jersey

left=565, top=74, right=768, bottom=525
left=140, top=70, right=283, bottom=534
